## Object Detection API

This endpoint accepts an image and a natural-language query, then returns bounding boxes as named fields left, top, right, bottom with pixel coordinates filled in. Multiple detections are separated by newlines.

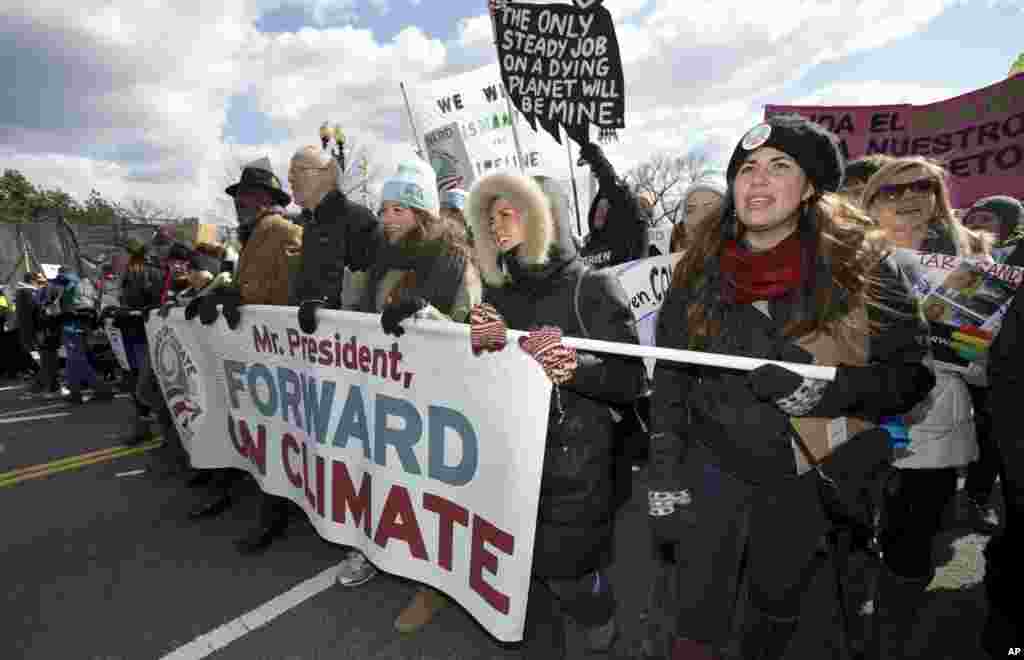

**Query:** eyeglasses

left=874, top=179, right=937, bottom=203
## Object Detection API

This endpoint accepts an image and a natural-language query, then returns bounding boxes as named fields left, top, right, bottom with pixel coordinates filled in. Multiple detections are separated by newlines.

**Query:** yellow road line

left=0, top=444, right=136, bottom=481
left=0, top=440, right=163, bottom=488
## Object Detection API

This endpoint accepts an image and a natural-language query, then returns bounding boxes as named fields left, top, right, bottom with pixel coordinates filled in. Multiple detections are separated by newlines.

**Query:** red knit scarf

left=721, top=233, right=804, bottom=304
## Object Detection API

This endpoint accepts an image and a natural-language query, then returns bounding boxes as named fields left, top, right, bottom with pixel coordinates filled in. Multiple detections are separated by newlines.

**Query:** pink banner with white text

left=766, top=74, right=1024, bottom=208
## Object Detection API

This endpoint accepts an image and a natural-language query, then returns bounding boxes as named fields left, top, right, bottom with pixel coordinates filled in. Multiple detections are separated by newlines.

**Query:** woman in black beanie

left=648, top=115, right=935, bottom=659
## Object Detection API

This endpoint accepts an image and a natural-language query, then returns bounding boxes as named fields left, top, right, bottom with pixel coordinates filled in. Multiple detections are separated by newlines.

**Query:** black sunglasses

left=874, top=178, right=937, bottom=202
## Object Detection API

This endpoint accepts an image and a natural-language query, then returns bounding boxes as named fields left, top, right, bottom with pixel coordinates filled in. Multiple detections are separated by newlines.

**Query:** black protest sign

left=494, top=1, right=625, bottom=146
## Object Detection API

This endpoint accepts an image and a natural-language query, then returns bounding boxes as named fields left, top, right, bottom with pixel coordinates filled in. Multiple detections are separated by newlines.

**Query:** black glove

left=221, top=295, right=242, bottom=330
left=750, top=342, right=936, bottom=419
left=198, top=294, right=221, bottom=326
left=298, top=299, right=324, bottom=335
left=184, top=296, right=203, bottom=321
left=380, top=296, right=428, bottom=337
left=156, top=302, right=177, bottom=319
left=577, top=141, right=604, bottom=168
left=748, top=343, right=821, bottom=414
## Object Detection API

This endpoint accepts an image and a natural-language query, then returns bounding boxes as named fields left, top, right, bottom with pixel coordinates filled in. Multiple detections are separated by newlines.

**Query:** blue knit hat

left=380, top=159, right=440, bottom=217
left=441, top=188, right=467, bottom=211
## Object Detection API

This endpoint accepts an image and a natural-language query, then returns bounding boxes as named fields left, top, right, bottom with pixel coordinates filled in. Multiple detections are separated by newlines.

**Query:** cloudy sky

left=1, top=0, right=1020, bottom=223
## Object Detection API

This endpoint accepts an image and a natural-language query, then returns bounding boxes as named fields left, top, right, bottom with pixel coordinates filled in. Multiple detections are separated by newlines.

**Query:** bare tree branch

left=624, top=149, right=725, bottom=227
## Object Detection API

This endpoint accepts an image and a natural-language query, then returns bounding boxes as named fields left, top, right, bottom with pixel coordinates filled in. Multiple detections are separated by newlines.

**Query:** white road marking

left=0, top=402, right=68, bottom=417
left=0, top=384, right=30, bottom=392
left=115, top=469, right=146, bottom=477
left=0, top=412, right=71, bottom=425
left=159, top=564, right=340, bottom=660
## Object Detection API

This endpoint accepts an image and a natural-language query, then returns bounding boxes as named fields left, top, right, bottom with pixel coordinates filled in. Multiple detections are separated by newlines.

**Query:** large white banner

left=147, top=307, right=552, bottom=642
left=405, top=63, right=591, bottom=235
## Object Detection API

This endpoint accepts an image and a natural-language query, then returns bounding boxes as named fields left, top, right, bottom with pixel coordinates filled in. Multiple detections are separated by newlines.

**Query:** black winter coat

left=650, top=253, right=929, bottom=490
left=291, top=190, right=381, bottom=308
left=120, top=265, right=164, bottom=308
left=484, top=185, right=645, bottom=578
left=577, top=148, right=649, bottom=269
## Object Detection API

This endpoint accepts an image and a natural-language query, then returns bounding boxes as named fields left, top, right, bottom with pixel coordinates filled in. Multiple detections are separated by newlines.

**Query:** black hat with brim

left=226, top=157, right=292, bottom=207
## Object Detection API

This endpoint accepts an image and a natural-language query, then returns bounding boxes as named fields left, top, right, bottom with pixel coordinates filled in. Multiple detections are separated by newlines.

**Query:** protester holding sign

left=465, top=171, right=644, bottom=656
left=861, top=155, right=990, bottom=658
left=648, top=115, right=933, bottom=660
left=956, top=194, right=1023, bottom=528
left=577, top=142, right=650, bottom=268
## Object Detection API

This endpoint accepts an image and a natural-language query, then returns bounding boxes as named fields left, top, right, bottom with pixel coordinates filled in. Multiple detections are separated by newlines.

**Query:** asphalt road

left=0, top=378, right=996, bottom=659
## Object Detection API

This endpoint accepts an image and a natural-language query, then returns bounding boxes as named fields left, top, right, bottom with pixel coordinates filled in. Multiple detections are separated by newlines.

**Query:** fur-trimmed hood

left=467, top=172, right=570, bottom=287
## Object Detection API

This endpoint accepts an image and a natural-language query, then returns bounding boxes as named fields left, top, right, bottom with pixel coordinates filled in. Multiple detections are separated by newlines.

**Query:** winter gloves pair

left=181, top=291, right=243, bottom=328
left=375, top=300, right=577, bottom=385
left=468, top=303, right=578, bottom=385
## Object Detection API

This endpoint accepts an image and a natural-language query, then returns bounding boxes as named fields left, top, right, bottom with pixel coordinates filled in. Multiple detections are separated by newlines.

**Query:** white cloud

left=789, top=81, right=963, bottom=107
left=0, top=0, right=989, bottom=227
left=456, top=14, right=494, bottom=49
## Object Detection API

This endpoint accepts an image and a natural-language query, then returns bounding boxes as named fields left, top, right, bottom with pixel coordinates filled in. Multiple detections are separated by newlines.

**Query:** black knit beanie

left=726, top=114, right=845, bottom=194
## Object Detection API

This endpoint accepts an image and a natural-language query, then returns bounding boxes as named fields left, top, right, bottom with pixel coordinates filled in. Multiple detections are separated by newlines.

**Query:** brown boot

left=394, top=587, right=448, bottom=634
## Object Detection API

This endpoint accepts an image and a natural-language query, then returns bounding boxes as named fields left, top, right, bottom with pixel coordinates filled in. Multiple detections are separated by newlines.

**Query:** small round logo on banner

left=153, top=324, right=204, bottom=441
left=741, top=123, right=772, bottom=151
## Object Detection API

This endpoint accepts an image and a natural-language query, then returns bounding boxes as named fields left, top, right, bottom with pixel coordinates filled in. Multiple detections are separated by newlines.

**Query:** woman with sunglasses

left=861, top=156, right=992, bottom=659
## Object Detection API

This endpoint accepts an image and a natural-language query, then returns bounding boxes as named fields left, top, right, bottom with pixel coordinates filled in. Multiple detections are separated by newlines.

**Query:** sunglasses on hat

left=874, top=179, right=937, bottom=203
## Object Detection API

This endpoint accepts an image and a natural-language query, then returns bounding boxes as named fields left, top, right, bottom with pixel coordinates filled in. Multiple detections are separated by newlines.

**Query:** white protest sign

left=146, top=307, right=551, bottom=642
left=405, top=63, right=591, bottom=234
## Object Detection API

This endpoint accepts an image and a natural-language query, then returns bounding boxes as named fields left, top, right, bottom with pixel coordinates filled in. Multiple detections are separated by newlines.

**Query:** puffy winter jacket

left=467, top=172, right=645, bottom=577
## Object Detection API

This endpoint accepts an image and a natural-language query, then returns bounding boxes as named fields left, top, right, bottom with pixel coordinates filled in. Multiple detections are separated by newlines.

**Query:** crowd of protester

left=3, top=105, right=1022, bottom=659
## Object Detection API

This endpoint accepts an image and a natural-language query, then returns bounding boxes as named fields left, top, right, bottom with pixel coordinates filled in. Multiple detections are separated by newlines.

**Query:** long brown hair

left=672, top=192, right=887, bottom=342
left=405, top=208, right=478, bottom=271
